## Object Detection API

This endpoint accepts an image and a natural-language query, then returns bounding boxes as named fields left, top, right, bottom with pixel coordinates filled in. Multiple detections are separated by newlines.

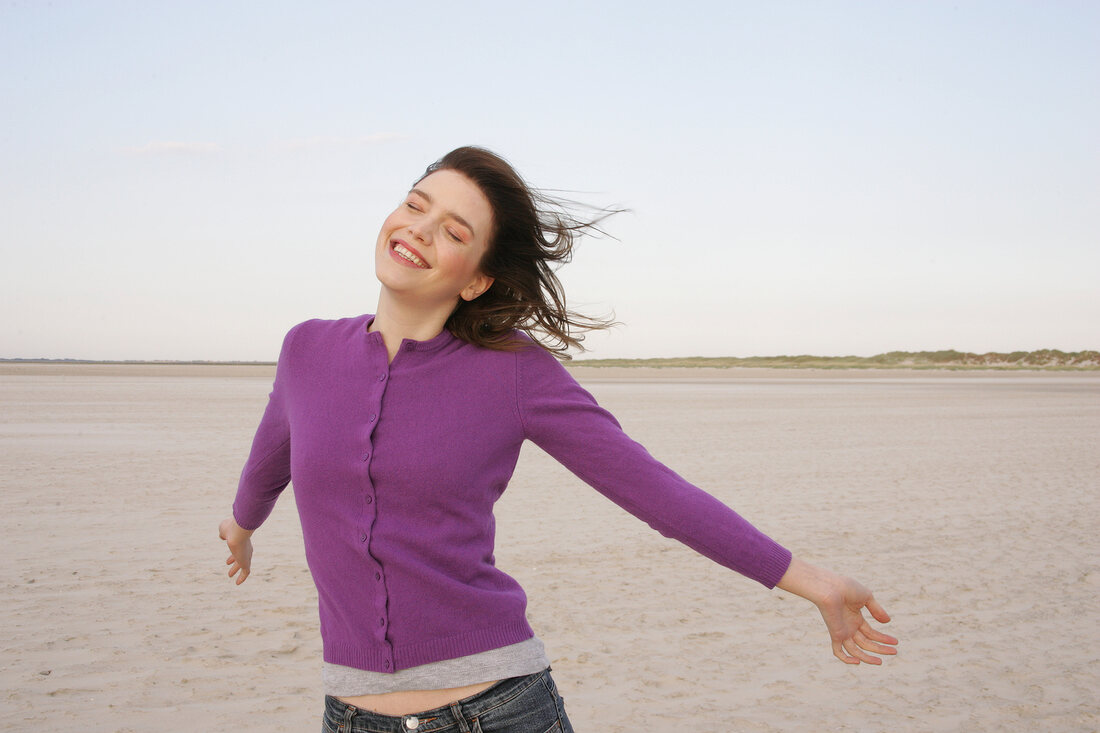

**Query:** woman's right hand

left=218, top=517, right=255, bottom=585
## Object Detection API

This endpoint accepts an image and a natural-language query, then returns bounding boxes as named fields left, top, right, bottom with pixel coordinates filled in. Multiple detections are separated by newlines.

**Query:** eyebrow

left=409, top=188, right=477, bottom=238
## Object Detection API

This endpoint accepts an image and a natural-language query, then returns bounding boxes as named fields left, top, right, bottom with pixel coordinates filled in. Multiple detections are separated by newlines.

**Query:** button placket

left=360, top=351, right=393, bottom=667
left=359, top=364, right=386, bottom=551
left=360, top=356, right=391, bottom=651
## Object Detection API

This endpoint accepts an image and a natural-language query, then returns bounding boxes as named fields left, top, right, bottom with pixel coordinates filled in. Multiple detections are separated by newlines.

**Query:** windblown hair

left=422, top=146, right=621, bottom=359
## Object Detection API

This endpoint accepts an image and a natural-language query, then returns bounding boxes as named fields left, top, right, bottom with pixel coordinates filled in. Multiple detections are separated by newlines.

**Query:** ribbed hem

left=758, top=544, right=794, bottom=589
left=322, top=621, right=536, bottom=673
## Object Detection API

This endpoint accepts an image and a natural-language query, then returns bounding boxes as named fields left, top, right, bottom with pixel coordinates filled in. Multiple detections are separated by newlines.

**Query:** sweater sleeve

left=516, top=345, right=792, bottom=588
left=232, top=324, right=298, bottom=531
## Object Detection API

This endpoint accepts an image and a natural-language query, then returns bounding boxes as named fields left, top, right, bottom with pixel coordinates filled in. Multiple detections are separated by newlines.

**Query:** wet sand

left=2, top=364, right=1098, bottom=731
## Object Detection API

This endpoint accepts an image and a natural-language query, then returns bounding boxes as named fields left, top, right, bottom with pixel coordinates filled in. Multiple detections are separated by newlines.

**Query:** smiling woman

left=219, top=146, right=897, bottom=732
left=374, top=168, right=497, bottom=324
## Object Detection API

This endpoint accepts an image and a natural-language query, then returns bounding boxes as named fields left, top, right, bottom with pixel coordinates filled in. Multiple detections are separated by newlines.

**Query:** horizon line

left=2, top=347, right=1098, bottom=370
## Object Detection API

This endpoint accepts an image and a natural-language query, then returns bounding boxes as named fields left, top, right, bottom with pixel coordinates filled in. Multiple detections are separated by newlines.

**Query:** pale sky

left=2, top=0, right=1097, bottom=360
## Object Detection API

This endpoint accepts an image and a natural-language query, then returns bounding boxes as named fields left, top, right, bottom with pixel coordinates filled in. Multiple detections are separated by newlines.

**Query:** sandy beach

left=1, top=363, right=1097, bottom=732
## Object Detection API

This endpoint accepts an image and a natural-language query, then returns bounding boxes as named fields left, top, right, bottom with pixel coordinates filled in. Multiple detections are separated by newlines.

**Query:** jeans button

left=404, top=715, right=419, bottom=729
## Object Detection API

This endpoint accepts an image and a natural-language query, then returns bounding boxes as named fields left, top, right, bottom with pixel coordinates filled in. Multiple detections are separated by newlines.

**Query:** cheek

left=379, top=213, right=398, bottom=237
left=377, top=215, right=400, bottom=248
left=453, top=248, right=486, bottom=277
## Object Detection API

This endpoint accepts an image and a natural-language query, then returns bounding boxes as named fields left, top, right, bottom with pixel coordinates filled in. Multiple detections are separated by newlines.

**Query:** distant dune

left=2, top=349, right=1098, bottom=370
left=573, top=349, right=1100, bottom=370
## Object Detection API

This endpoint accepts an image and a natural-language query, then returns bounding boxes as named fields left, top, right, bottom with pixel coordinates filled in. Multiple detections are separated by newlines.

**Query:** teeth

left=393, top=243, right=428, bottom=268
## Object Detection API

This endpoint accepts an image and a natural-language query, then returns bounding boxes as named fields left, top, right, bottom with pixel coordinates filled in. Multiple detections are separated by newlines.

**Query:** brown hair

left=421, top=146, right=621, bottom=359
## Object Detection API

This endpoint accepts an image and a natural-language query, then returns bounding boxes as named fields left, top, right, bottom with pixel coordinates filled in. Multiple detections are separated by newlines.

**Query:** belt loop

left=341, top=700, right=356, bottom=731
left=449, top=702, right=472, bottom=733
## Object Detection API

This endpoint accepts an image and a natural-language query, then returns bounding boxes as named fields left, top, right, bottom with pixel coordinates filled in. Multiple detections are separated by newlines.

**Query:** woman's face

left=375, top=169, right=495, bottom=309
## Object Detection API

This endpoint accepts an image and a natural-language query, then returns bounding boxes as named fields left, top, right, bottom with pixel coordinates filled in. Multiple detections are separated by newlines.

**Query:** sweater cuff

left=758, top=544, right=794, bottom=589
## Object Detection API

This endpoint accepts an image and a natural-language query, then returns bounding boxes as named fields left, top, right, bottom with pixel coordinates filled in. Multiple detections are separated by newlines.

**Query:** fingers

left=833, top=626, right=897, bottom=665
left=226, top=559, right=250, bottom=584
left=866, top=595, right=891, bottom=624
left=862, top=595, right=899, bottom=648
left=832, top=641, right=861, bottom=665
left=837, top=635, right=886, bottom=665
left=862, top=625, right=900, bottom=647
left=832, top=620, right=899, bottom=665
left=854, top=629, right=897, bottom=657
left=846, top=638, right=883, bottom=665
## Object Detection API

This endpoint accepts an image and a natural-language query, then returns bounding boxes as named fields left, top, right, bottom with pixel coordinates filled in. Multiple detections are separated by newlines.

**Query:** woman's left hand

left=777, top=556, right=899, bottom=665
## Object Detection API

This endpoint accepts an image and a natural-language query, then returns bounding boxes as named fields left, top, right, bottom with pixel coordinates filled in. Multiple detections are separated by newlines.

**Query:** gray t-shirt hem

left=323, top=636, right=551, bottom=696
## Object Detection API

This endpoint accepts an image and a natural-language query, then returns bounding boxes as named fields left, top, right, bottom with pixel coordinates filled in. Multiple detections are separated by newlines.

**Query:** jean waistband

left=324, top=668, right=552, bottom=733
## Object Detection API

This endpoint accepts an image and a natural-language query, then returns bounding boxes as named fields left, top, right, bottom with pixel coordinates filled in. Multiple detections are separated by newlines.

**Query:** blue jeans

left=322, top=668, right=574, bottom=733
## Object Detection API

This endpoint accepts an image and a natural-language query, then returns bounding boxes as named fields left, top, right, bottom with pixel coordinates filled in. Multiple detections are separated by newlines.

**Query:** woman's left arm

left=777, top=556, right=898, bottom=664
left=516, top=346, right=898, bottom=664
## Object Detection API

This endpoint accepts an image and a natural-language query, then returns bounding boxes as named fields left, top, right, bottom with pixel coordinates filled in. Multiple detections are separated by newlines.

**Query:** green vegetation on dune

left=572, top=350, right=1100, bottom=370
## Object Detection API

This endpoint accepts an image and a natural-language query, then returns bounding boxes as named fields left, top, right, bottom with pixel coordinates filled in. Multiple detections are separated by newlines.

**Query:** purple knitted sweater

left=233, top=315, right=792, bottom=673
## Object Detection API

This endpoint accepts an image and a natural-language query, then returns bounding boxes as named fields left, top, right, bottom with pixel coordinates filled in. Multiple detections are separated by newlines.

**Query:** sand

left=1, top=363, right=1098, bottom=732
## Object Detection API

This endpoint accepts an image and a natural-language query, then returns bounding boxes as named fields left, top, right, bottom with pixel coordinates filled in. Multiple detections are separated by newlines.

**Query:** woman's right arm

left=219, top=323, right=300, bottom=584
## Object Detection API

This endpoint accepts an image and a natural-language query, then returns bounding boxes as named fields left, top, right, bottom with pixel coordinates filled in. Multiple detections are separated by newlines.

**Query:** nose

left=408, top=219, right=431, bottom=243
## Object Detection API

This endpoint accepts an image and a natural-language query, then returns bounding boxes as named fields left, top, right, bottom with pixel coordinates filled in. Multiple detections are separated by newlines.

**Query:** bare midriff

left=338, top=679, right=500, bottom=716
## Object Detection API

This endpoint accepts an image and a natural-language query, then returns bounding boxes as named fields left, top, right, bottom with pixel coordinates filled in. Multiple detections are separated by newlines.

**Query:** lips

left=390, top=240, right=430, bottom=269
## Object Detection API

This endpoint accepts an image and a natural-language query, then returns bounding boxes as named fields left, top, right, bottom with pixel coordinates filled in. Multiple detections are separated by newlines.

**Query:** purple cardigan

left=233, top=315, right=792, bottom=673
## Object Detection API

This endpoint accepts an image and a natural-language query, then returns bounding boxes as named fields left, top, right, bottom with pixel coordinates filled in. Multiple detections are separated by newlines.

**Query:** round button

left=378, top=373, right=386, bottom=381
left=369, top=414, right=377, bottom=422
left=379, top=617, right=385, bottom=627
left=375, top=571, right=382, bottom=580
left=360, top=533, right=367, bottom=543
left=365, top=495, right=373, bottom=504
left=361, top=452, right=370, bottom=461
left=404, top=716, right=419, bottom=729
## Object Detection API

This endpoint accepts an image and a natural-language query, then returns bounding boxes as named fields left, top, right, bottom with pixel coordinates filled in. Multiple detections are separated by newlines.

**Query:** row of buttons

left=362, top=366, right=392, bottom=670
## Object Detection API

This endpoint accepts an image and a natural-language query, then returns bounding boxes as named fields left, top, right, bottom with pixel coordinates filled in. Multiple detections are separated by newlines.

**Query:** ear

left=460, top=272, right=495, bottom=302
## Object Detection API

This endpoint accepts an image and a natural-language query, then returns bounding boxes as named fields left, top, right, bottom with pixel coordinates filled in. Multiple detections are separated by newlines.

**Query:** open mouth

left=391, top=241, right=430, bottom=269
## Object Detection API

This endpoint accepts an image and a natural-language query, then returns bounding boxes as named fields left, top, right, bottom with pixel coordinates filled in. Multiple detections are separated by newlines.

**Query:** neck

left=371, top=289, right=457, bottom=362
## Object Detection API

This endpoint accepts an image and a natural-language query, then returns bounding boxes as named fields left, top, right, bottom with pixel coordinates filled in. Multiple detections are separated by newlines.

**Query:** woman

left=219, top=146, right=897, bottom=732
